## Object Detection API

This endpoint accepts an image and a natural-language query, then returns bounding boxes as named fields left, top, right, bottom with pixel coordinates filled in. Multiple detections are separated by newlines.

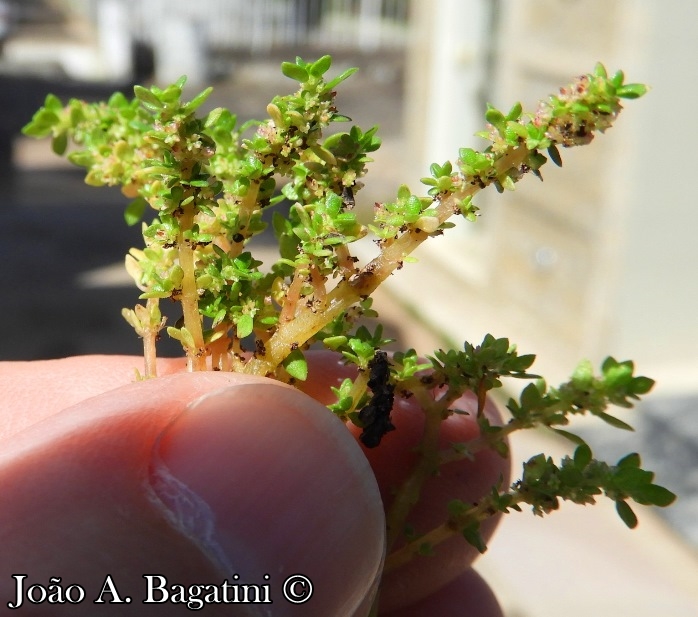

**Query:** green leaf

left=21, top=121, right=51, bottom=138
left=552, top=428, right=589, bottom=447
left=512, top=353, right=537, bottom=373
left=44, top=93, right=64, bottom=111
left=522, top=453, right=548, bottom=482
left=506, top=101, right=523, bottom=121
left=615, top=500, right=638, bottom=528
left=107, top=90, right=128, bottom=108
left=485, top=106, right=506, bottom=132
left=447, top=499, right=470, bottom=518
left=461, top=523, right=487, bottom=553
left=133, top=85, right=163, bottom=109
left=631, top=376, right=655, bottom=395
left=572, top=359, right=594, bottom=387
left=615, top=465, right=654, bottom=488
left=547, top=144, right=563, bottom=167
left=323, top=67, right=359, bottom=92
left=631, top=484, right=676, bottom=507
left=283, top=349, right=308, bottom=381
left=519, top=382, right=542, bottom=410
left=603, top=360, right=634, bottom=387
left=594, top=410, right=634, bottom=431
left=616, top=83, right=648, bottom=99
left=616, top=452, right=641, bottom=468
left=500, top=174, right=516, bottom=191
left=184, top=87, right=213, bottom=113
left=167, top=326, right=195, bottom=350
left=309, top=55, right=332, bottom=77
left=593, top=62, right=608, bottom=79
left=22, top=108, right=61, bottom=137
left=310, top=144, right=337, bottom=166
left=573, top=444, right=592, bottom=469
left=323, top=335, right=348, bottom=350
left=68, top=150, right=93, bottom=168
left=236, top=314, right=254, bottom=339
left=52, top=132, right=68, bottom=155
left=610, top=70, right=625, bottom=88
left=124, top=197, right=148, bottom=226
left=281, top=62, right=309, bottom=83
left=601, top=356, right=619, bottom=374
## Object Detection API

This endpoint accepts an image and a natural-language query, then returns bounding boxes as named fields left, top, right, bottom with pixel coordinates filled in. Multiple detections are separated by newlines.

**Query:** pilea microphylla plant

left=24, top=55, right=675, bottom=612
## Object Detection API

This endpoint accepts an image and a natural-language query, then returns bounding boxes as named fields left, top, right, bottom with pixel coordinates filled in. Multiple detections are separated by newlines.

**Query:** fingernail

left=150, top=382, right=384, bottom=615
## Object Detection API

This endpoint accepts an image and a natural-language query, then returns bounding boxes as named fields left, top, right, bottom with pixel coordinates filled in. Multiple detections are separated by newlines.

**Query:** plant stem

left=178, top=206, right=207, bottom=371
left=438, top=418, right=524, bottom=466
left=384, top=491, right=525, bottom=573
left=385, top=413, right=443, bottom=550
left=243, top=146, right=532, bottom=376
left=385, top=522, right=456, bottom=572
left=384, top=386, right=455, bottom=552
left=143, top=298, right=160, bottom=378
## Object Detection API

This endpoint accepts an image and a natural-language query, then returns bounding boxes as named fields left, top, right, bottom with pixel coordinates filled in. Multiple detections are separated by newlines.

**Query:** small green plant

left=23, top=56, right=674, bottom=612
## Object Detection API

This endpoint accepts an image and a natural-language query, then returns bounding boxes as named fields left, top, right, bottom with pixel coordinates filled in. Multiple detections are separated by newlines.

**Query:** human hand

left=0, top=354, right=506, bottom=616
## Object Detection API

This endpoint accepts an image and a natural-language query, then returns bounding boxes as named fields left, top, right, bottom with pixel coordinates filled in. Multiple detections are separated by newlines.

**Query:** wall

left=397, top=0, right=698, bottom=393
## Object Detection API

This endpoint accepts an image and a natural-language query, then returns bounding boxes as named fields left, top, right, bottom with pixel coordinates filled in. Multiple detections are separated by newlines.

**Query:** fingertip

left=154, top=382, right=385, bottom=615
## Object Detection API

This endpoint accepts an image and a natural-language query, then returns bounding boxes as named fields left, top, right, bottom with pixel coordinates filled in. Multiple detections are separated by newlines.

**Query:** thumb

left=0, top=372, right=384, bottom=616
left=155, top=379, right=386, bottom=615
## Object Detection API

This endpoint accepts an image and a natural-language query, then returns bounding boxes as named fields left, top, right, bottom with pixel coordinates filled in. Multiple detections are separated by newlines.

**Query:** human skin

left=0, top=354, right=506, bottom=616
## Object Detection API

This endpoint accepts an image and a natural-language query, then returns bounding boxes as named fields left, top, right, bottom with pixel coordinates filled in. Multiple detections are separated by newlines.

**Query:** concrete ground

left=2, top=56, right=698, bottom=615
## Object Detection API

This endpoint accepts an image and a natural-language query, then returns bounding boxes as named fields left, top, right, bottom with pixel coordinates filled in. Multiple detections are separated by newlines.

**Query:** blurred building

left=1, top=0, right=409, bottom=83
left=401, top=0, right=698, bottom=397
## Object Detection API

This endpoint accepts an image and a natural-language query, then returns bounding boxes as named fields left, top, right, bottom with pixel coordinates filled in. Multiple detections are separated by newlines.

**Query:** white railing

left=125, top=0, right=409, bottom=53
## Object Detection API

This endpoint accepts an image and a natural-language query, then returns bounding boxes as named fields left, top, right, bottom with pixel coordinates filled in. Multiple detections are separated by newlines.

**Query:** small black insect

left=255, top=339, right=266, bottom=356
left=342, top=185, right=356, bottom=210
left=358, top=350, right=395, bottom=448
left=367, top=350, right=390, bottom=389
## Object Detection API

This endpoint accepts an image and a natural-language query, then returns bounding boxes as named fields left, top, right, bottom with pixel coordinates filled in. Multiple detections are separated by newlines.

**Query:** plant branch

left=143, top=298, right=161, bottom=378
left=177, top=206, right=207, bottom=371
